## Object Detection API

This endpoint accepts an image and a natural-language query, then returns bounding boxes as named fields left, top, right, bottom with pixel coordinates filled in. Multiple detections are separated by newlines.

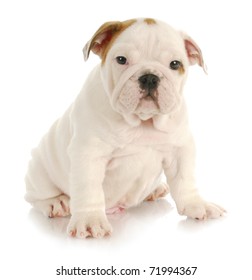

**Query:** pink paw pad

left=106, top=206, right=125, bottom=215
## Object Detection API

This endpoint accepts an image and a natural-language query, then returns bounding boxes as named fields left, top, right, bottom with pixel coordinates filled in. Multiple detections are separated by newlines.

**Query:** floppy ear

left=83, top=19, right=136, bottom=62
left=83, top=21, right=121, bottom=61
left=181, top=32, right=207, bottom=73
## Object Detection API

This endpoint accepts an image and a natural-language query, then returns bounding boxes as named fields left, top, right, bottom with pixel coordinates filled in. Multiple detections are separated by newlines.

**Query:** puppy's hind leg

left=145, top=183, right=169, bottom=201
left=32, top=194, right=70, bottom=218
left=25, top=149, right=70, bottom=218
left=25, top=176, right=70, bottom=218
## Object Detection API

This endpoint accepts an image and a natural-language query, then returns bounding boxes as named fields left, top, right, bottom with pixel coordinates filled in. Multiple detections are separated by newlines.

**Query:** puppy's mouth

left=140, top=89, right=159, bottom=108
left=137, top=86, right=160, bottom=109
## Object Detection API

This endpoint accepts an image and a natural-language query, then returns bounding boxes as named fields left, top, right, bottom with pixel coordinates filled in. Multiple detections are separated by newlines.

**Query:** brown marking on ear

left=144, top=18, right=156, bottom=25
left=101, top=19, right=136, bottom=64
left=83, top=19, right=136, bottom=63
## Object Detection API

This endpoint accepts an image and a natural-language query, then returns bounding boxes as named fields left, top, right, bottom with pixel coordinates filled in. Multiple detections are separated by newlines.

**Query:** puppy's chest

left=115, top=121, right=173, bottom=148
left=107, top=130, right=172, bottom=169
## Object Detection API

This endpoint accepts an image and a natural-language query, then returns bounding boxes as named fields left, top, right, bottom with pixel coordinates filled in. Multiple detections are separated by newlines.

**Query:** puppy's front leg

left=164, top=137, right=225, bottom=220
left=67, top=139, right=113, bottom=238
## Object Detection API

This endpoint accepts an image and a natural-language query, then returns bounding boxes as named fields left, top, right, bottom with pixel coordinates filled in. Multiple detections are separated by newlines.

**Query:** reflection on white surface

left=27, top=197, right=229, bottom=243
left=27, top=196, right=230, bottom=245
left=28, top=199, right=173, bottom=241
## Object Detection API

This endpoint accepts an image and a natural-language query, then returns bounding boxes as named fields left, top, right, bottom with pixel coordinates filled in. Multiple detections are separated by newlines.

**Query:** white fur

left=25, top=19, right=225, bottom=238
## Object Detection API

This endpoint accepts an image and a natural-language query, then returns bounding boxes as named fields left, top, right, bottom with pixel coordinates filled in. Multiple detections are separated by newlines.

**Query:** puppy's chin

left=137, top=113, right=156, bottom=121
left=135, top=99, right=159, bottom=120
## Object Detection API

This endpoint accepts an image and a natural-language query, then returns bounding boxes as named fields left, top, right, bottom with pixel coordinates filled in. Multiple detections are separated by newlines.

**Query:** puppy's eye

left=116, top=56, right=127, bottom=65
left=170, top=60, right=183, bottom=70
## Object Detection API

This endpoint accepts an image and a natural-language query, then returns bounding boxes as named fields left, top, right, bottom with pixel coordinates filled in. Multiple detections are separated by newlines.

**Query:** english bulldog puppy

left=25, top=18, right=225, bottom=238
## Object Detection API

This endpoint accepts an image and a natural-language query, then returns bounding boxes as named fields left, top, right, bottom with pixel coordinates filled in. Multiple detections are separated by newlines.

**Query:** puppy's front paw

left=178, top=199, right=226, bottom=220
left=67, top=211, right=112, bottom=239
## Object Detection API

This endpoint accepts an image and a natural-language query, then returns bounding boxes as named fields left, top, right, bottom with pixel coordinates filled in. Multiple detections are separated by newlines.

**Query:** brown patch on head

left=83, top=19, right=136, bottom=63
left=144, top=18, right=156, bottom=25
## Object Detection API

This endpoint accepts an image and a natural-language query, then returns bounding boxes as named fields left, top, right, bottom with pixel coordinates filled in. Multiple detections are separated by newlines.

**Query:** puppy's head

left=83, top=18, right=206, bottom=122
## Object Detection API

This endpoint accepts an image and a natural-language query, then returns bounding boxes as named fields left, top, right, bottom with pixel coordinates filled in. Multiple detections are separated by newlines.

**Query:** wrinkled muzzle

left=111, top=65, right=182, bottom=120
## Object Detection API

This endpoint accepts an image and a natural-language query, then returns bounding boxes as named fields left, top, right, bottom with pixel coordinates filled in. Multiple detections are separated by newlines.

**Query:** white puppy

left=25, top=18, right=225, bottom=238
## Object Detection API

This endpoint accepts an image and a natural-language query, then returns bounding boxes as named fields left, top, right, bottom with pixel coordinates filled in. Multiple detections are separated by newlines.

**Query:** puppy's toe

left=145, top=183, right=169, bottom=201
left=205, top=202, right=226, bottom=219
left=181, top=203, right=207, bottom=220
left=33, top=194, right=70, bottom=218
left=67, top=211, right=112, bottom=239
left=88, top=223, right=110, bottom=238
left=178, top=198, right=226, bottom=220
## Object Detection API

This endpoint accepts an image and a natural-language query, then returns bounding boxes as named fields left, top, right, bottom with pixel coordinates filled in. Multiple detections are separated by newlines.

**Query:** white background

left=0, top=0, right=252, bottom=279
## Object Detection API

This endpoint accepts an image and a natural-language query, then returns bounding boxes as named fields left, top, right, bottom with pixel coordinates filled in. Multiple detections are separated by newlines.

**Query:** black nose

left=138, top=74, right=160, bottom=91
